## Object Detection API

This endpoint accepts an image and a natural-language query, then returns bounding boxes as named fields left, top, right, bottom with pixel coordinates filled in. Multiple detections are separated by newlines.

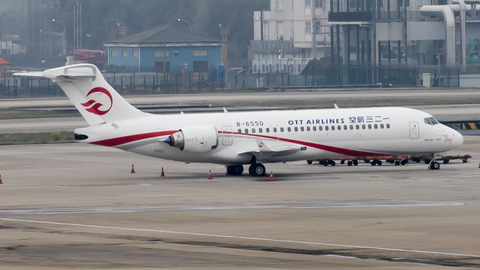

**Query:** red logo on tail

left=81, top=87, right=113, bottom=116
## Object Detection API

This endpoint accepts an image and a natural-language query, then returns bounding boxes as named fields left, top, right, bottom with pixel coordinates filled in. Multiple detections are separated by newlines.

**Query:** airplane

left=14, top=64, right=464, bottom=176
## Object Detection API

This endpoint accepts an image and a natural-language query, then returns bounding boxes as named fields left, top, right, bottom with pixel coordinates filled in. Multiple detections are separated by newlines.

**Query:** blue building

left=104, top=26, right=222, bottom=73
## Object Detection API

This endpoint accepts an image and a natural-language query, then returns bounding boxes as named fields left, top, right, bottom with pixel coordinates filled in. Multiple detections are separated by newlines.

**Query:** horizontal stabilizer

left=14, top=66, right=96, bottom=79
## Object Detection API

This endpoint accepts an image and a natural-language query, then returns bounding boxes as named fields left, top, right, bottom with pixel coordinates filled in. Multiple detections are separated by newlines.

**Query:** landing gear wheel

left=370, top=161, right=377, bottom=166
left=394, top=160, right=400, bottom=166
left=353, top=160, right=359, bottom=166
left=347, top=161, right=353, bottom=166
left=307, top=160, right=313, bottom=165
left=430, top=162, right=440, bottom=170
left=249, top=163, right=266, bottom=176
left=329, top=160, right=336, bottom=166
left=340, top=160, right=345, bottom=165
left=443, top=160, right=450, bottom=164
left=401, top=160, right=408, bottom=166
left=376, top=160, right=382, bottom=166
left=226, top=165, right=244, bottom=175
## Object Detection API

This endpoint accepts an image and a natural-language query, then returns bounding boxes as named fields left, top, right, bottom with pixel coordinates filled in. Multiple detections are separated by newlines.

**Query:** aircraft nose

left=452, top=129, right=464, bottom=148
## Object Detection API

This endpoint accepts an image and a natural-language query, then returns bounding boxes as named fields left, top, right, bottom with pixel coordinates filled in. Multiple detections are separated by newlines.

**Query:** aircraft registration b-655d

left=14, top=64, right=463, bottom=176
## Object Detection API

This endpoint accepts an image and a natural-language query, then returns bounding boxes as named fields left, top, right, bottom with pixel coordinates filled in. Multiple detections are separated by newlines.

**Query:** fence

left=0, top=65, right=463, bottom=98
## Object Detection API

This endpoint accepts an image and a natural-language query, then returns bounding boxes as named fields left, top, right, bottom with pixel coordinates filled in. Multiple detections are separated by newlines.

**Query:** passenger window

left=306, top=126, right=310, bottom=131
left=294, top=127, right=298, bottom=132
left=259, top=128, right=263, bottom=133
left=386, top=124, right=391, bottom=129
left=319, top=126, right=323, bottom=131
left=380, top=124, right=384, bottom=129
left=313, top=126, right=317, bottom=131
left=350, top=125, right=354, bottom=130
left=287, top=127, right=291, bottom=132
left=273, top=127, right=277, bottom=132
left=374, top=124, right=378, bottom=129
left=331, top=126, right=335, bottom=131
left=344, top=125, right=347, bottom=130
left=325, top=126, right=329, bottom=131
left=238, top=129, right=242, bottom=134
left=300, top=127, right=304, bottom=132
left=280, top=127, right=285, bottom=132
left=252, top=128, right=256, bottom=133
left=368, top=124, right=372, bottom=129
left=362, top=124, right=366, bottom=129
left=338, top=125, right=342, bottom=130
left=266, top=128, right=270, bottom=133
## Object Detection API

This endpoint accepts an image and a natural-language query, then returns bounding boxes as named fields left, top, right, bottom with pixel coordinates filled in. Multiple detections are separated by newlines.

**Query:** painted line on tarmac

left=1, top=217, right=479, bottom=259
left=0, top=200, right=478, bottom=216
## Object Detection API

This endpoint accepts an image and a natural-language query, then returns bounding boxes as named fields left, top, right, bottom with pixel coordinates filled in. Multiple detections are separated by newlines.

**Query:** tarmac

left=0, top=136, right=479, bottom=269
left=0, top=90, right=479, bottom=269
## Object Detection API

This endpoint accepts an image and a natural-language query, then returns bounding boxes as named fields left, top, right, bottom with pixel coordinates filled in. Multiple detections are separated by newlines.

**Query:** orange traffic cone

left=208, top=170, right=213, bottom=179
left=161, top=167, right=165, bottom=177
left=269, top=172, right=274, bottom=181
left=0, top=174, right=2, bottom=184
left=130, top=164, right=136, bottom=173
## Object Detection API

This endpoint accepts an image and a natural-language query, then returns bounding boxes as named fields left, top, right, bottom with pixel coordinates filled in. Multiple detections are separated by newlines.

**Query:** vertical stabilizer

left=20, top=64, right=149, bottom=126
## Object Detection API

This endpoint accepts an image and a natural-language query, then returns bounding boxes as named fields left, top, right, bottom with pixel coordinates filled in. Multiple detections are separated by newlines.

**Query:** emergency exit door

left=222, top=126, right=233, bottom=146
left=409, top=121, right=419, bottom=139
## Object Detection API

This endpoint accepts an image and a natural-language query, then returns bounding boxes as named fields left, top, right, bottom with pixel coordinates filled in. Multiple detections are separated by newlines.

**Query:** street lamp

left=110, top=18, right=124, bottom=27
left=52, top=19, right=66, bottom=55
left=177, top=18, right=192, bottom=32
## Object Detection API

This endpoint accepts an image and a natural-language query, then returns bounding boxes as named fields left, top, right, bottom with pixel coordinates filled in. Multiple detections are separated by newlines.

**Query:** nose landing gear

left=429, top=161, right=441, bottom=170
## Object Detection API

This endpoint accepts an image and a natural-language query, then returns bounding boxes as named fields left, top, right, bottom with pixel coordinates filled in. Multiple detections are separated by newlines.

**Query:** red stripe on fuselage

left=220, top=131, right=386, bottom=157
left=90, top=130, right=385, bottom=157
left=91, top=130, right=176, bottom=147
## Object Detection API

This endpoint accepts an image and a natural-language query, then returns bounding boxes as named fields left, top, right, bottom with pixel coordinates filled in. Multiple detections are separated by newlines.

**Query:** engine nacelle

left=165, top=125, right=218, bottom=153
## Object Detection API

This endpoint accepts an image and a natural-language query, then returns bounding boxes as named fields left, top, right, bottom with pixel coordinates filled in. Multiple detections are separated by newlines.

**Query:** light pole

left=110, top=18, right=124, bottom=27
left=52, top=19, right=66, bottom=55
left=111, top=18, right=127, bottom=38
left=177, top=19, right=192, bottom=32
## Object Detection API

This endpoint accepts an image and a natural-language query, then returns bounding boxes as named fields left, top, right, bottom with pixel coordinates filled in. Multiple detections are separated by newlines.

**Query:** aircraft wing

left=239, top=138, right=300, bottom=160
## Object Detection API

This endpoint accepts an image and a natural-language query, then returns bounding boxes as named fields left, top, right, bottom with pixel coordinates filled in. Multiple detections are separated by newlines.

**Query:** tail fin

left=15, top=64, right=148, bottom=126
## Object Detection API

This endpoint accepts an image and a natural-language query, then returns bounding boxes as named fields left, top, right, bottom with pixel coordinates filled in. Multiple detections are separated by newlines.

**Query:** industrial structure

left=251, top=0, right=480, bottom=86
left=104, top=26, right=222, bottom=74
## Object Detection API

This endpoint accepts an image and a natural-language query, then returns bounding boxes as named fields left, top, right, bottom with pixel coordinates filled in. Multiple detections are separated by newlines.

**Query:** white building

left=251, top=0, right=331, bottom=74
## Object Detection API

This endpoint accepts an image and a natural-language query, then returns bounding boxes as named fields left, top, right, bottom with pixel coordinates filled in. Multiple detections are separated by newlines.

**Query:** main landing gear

left=226, top=165, right=244, bottom=176
left=249, top=163, right=266, bottom=176
left=226, top=163, right=267, bottom=176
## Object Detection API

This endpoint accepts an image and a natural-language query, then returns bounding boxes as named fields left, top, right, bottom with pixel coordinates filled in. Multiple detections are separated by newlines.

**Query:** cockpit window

left=424, top=117, right=439, bottom=125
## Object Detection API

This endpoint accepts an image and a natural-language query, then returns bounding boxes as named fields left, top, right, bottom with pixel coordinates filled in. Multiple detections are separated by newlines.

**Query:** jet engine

left=164, top=125, right=219, bottom=153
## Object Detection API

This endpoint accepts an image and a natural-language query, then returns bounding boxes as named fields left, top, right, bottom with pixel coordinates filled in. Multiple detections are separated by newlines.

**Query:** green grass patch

left=0, top=131, right=75, bottom=144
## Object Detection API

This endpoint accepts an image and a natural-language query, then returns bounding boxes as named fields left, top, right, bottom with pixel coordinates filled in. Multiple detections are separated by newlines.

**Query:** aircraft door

left=409, top=121, right=419, bottom=139
left=222, top=126, right=233, bottom=146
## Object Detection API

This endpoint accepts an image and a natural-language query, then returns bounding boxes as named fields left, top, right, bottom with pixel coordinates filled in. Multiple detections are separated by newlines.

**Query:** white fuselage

left=75, top=107, right=463, bottom=165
